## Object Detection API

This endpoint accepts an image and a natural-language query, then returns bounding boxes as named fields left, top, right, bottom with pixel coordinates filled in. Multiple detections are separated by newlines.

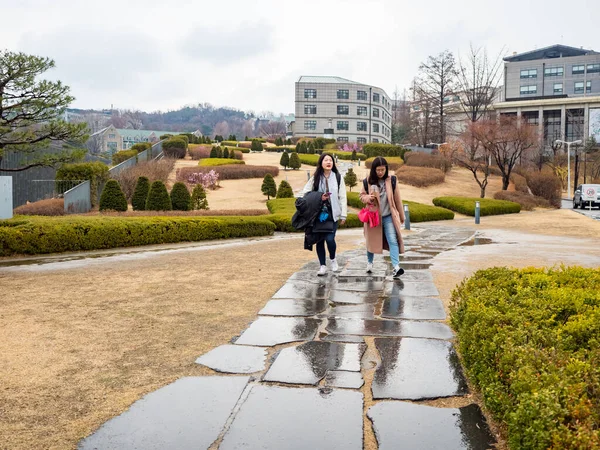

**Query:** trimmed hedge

left=265, top=198, right=362, bottom=231
left=199, top=158, right=245, bottom=166
left=170, top=182, right=192, bottom=211
left=346, top=192, right=454, bottom=222
left=0, top=216, right=276, bottom=256
left=131, top=142, right=152, bottom=153
left=298, top=154, right=320, bottom=166
left=112, top=150, right=138, bottom=165
left=365, top=156, right=404, bottom=170
left=162, top=139, right=187, bottom=158
left=362, top=143, right=409, bottom=159
left=56, top=162, right=109, bottom=208
left=451, top=266, right=600, bottom=449
left=132, top=176, right=150, bottom=211
left=433, top=196, right=521, bottom=216
left=328, top=150, right=367, bottom=161
left=146, top=181, right=172, bottom=211
left=99, top=180, right=128, bottom=212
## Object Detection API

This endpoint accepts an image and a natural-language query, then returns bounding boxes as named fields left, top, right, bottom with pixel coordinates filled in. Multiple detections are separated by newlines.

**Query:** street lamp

left=555, top=139, right=582, bottom=199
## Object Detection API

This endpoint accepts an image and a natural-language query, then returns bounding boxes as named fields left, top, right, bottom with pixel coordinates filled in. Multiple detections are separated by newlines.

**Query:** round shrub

left=170, top=182, right=191, bottom=211
left=191, top=184, right=209, bottom=210
left=145, top=180, right=172, bottom=211
left=280, top=151, right=290, bottom=169
left=526, top=171, right=562, bottom=208
left=261, top=174, right=277, bottom=200
left=131, top=142, right=152, bottom=153
left=132, top=176, right=150, bottom=211
left=276, top=180, right=294, bottom=198
left=162, top=139, right=187, bottom=159
left=251, top=139, right=264, bottom=152
left=223, top=147, right=230, bottom=158
left=99, top=179, right=128, bottom=212
left=289, top=152, right=301, bottom=170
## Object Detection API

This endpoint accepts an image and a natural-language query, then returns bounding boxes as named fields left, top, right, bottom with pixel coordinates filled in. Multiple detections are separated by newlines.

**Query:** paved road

left=561, top=198, right=600, bottom=221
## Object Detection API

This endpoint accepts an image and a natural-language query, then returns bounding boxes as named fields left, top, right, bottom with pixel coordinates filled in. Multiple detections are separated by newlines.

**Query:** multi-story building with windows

left=292, top=76, right=392, bottom=144
left=494, top=44, right=600, bottom=145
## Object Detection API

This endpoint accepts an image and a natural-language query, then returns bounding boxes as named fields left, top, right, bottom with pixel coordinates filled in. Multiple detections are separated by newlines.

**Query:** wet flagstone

left=195, top=345, right=267, bottom=374
left=79, top=376, right=249, bottom=450
left=329, top=289, right=380, bottom=304
left=271, top=281, right=330, bottom=299
left=381, top=296, right=446, bottom=320
left=324, top=370, right=364, bottom=389
left=287, top=271, right=333, bottom=284
left=235, top=317, right=321, bottom=347
left=263, top=341, right=366, bottom=385
left=327, top=318, right=454, bottom=340
left=258, top=299, right=328, bottom=317
left=220, top=384, right=363, bottom=450
left=398, top=262, right=433, bottom=270
left=385, top=280, right=440, bottom=297
left=331, top=278, right=385, bottom=292
left=319, top=304, right=375, bottom=319
left=368, top=401, right=496, bottom=450
left=319, top=333, right=365, bottom=343
left=393, top=269, right=434, bottom=283
left=372, top=338, right=468, bottom=400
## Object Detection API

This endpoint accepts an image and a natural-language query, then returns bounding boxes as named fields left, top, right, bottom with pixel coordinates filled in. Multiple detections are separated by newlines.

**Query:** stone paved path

left=79, top=226, right=497, bottom=450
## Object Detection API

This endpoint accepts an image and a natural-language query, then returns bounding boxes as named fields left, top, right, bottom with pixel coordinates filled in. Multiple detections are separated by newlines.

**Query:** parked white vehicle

left=573, top=184, right=600, bottom=209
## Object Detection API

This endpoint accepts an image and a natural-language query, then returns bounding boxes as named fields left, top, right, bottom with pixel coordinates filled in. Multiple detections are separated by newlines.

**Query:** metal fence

left=64, top=180, right=91, bottom=213
left=0, top=150, right=58, bottom=207
left=26, top=179, right=85, bottom=203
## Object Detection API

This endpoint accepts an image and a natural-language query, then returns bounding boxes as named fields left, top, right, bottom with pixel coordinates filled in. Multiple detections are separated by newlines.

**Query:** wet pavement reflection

left=259, top=299, right=328, bottom=317
left=195, top=345, right=267, bottom=374
left=272, top=281, right=330, bottom=299
left=385, top=280, right=440, bottom=297
left=326, top=318, right=454, bottom=340
left=325, top=370, right=364, bottom=389
left=329, top=289, right=381, bottom=304
left=381, top=296, right=446, bottom=320
left=235, top=317, right=321, bottom=347
left=372, top=338, right=468, bottom=400
left=319, top=304, right=375, bottom=319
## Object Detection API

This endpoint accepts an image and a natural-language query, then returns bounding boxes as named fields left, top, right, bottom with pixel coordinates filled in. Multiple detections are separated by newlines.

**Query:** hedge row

left=265, top=198, right=362, bottom=232
left=327, top=150, right=367, bottom=161
left=346, top=193, right=454, bottom=222
left=298, top=154, right=320, bottom=166
left=198, top=158, right=245, bottom=167
left=0, top=216, right=276, bottom=256
left=450, top=266, right=600, bottom=449
left=362, top=143, right=409, bottom=159
left=112, top=150, right=138, bottom=165
left=432, top=196, right=521, bottom=216
left=365, top=156, right=403, bottom=170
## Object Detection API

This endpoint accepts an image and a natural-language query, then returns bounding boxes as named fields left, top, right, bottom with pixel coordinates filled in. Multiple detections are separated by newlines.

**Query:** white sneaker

left=330, top=258, right=339, bottom=272
left=317, top=265, right=328, bottom=276
left=366, top=262, right=373, bottom=273
left=392, top=265, right=405, bottom=279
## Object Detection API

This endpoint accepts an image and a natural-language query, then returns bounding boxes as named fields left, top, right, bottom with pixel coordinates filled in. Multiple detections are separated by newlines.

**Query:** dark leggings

left=316, top=221, right=338, bottom=265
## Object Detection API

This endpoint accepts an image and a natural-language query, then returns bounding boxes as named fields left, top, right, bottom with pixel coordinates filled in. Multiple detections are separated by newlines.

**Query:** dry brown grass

left=13, top=198, right=65, bottom=216
left=396, top=165, right=445, bottom=187
left=0, top=235, right=359, bottom=450
left=404, top=152, right=452, bottom=173
left=113, top=159, right=175, bottom=201
left=493, top=190, right=551, bottom=210
left=176, top=165, right=279, bottom=182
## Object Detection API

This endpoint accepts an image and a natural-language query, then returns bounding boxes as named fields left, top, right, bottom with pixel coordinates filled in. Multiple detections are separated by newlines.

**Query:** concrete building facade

left=293, top=76, right=392, bottom=144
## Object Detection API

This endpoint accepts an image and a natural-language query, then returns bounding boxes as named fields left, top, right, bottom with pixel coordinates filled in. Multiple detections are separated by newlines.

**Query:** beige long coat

left=359, top=177, right=405, bottom=254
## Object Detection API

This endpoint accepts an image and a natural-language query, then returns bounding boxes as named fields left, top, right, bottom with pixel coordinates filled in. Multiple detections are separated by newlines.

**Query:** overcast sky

left=2, top=0, right=599, bottom=115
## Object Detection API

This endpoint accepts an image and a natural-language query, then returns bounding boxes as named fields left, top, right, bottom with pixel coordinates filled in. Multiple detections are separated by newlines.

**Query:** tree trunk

left=480, top=185, right=486, bottom=198
left=502, top=174, right=510, bottom=190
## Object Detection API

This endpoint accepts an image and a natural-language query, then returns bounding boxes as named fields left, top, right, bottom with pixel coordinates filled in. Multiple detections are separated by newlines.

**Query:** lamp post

left=555, top=139, right=582, bottom=199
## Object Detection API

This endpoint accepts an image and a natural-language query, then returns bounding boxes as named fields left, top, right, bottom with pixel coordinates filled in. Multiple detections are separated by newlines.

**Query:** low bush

left=237, top=142, right=252, bottom=149
left=177, top=165, right=279, bottom=181
left=113, top=159, right=175, bottom=202
left=366, top=157, right=404, bottom=171
left=170, top=182, right=192, bottom=211
left=112, top=150, right=138, bottom=165
left=404, top=152, right=452, bottom=173
left=289, top=152, right=301, bottom=170
left=251, top=139, right=264, bottom=152
left=526, top=171, right=562, bottom=208
left=328, top=150, right=367, bottom=161
left=198, top=158, right=245, bottom=167
left=432, top=196, right=521, bottom=216
left=0, top=216, right=276, bottom=255
left=99, top=180, right=128, bottom=212
left=221, top=140, right=238, bottom=146
left=131, top=142, right=152, bottom=153
left=190, top=185, right=209, bottom=210
left=56, top=162, right=110, bottom=207
left=276, top=180, right=294, bottom=198
left=162, top=139, right=187, bottom=158
left=396, top=166, right=445, bottom=187
left=265, top=146, right=294, bottom=153
left=188, top=145, right=212, bottom=160
left=95, top=209, right=269, bottom=217
left=261, top=174, right=277, bottom=200
left=13, top=198, right=65, bottom=216
left=174, top=135, right=189, bottom=147
left=145, top=181, right=172, bottom=211
left=131, top=176, right=150, bottom=211
left=450, top=266, right=600, bottom=449
left=510, top=172, right=529, bottom=193
left=298, top=154, right=320, bottom=166
left=223, top=147, right=244, bottom=159
left=362, top=143, right=409, bottom=159
left=346, top=193, right=454, bottom=222
left=265, top=198, right=362, bottom=232
left=493, top=190, right=550, bottom=211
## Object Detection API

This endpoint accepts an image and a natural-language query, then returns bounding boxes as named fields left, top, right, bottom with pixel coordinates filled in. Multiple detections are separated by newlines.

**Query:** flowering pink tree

left=187, top=170, right=220, bottom=190
left=340, top=143, right=361, bottom=152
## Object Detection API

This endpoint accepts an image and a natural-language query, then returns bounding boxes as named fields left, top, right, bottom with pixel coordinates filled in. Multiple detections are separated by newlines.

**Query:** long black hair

left=312, top=152, right=339, bottom=191
left=368, top=156, right=389, bottom=186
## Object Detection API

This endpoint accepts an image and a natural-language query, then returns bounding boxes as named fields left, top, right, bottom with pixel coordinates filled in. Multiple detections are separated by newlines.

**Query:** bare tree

left=451, top=122, right=492, bottom=198
left=259, top=120, right=286, bottom=139
left=416, top=50, right=457, bottom=143
left=213, top=121, right=230, bottom=138
left=410, top=79, right=437, bottom=146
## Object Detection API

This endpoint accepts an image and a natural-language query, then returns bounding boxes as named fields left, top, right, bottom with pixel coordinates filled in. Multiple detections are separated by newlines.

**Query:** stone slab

left=325, top=370, right=364, bottom=389
left=272, top=281, right=330, bottom=299
left=263, top=341, right=366, bottom=385
left=220, top=385, right=363, bottom=450
left=320, top=304, right=375, bottom=319
left=259, top=299, right=328, bottom=317
left=329, top=289, right=380, bottom=304
left=79, top=376, right=249, bottom=450
left=287, top=271, right=333, bottom=284
left=320, top=334, right=366, bottom=344
left=385, top=280, right=440, bottom=297
left=372, top=338, right=468, bottom=400
left=390, top=270, right=434, bottom=283
left=326, top=318, right=454, bottom=340
left=235, top=317, right=321, bottom=347
left=381, top=296, right=446, bottom=320
left=195, top=345, right=267, bottom=374
left=398, top=262, right=433, bottom=270
left=332, top=278, right=385, bottom=292
left=368, top=402, right=495, bottom=450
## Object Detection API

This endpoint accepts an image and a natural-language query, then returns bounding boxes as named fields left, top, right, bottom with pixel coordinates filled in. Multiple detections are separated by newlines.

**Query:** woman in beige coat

left=359, top=156, right=405, bottom=278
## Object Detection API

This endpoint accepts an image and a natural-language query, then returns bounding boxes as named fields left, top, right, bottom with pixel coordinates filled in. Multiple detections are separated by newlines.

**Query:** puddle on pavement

left=263, top=341, right=365, bottom=385
left=259, top=299, right=328, bottom=317
left=372, top=338, right=468, bottom=400
left=368, top=402, right=496, bottom=450
left=234, top=317, right=322, bottom=347
left=381, top=296, right=446, bottom=321
left=79, top=376, right=250, bottom=450
left=195, top=345, right=267, bottom=374
left=324, top=370, right=364, bottom=389
left=459, top=237, right=495, bottom=246
left=326, top=318, right=453, bottom=340
left=220, top=384, right=363, bottom=450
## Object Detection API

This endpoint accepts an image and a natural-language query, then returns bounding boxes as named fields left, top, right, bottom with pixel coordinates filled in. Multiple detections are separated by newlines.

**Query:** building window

left=108, top=134, right=116, bottom=139
left=357, top=106, right=368, bottom=116
left=304, top=105, right=317, bottom=114
left=337, top=105, right=349, bottom=115
left=304, top=89, right=317, bottom=99
left=373, top=123, right=380, bottom=133
left=373, top=93, right=380, bottom=102
left=373, top=107, right=380, bottom=118
left=520, top=69, right=537, bottom=79
left=544, top=67, right=564, bottom=77
left=572, top=65, right=585, bottom=75
left=373, top=138, right=379, bottom=143
left=357, top=121, right=367, bottom=131
left=553, top=83, right=563, bottom=94
left=587, top=81, right=592, bottom=93
left=337, top=89, right=349, bottom=99
left=336, top=137, right=349, bottom=143
left=357, top=90, right=367, bottom=101
left=520, top=85, right=537, bottom=95
left=587, top=64, right=600, bottom=74
left=304, top=120, right=317, bottom=130
left=337, top=121, right=349, bottom=131
left=574, top=81, right=584, bottom=94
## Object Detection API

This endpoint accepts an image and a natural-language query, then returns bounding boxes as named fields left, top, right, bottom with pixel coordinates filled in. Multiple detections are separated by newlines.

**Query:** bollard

left=306, top=170, right=311, bottom=181
left=403, top=204, right=410, bottom=230
left=475, top=201, right=480, bottom=225
left=358, top=158, right=361, bottom=166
